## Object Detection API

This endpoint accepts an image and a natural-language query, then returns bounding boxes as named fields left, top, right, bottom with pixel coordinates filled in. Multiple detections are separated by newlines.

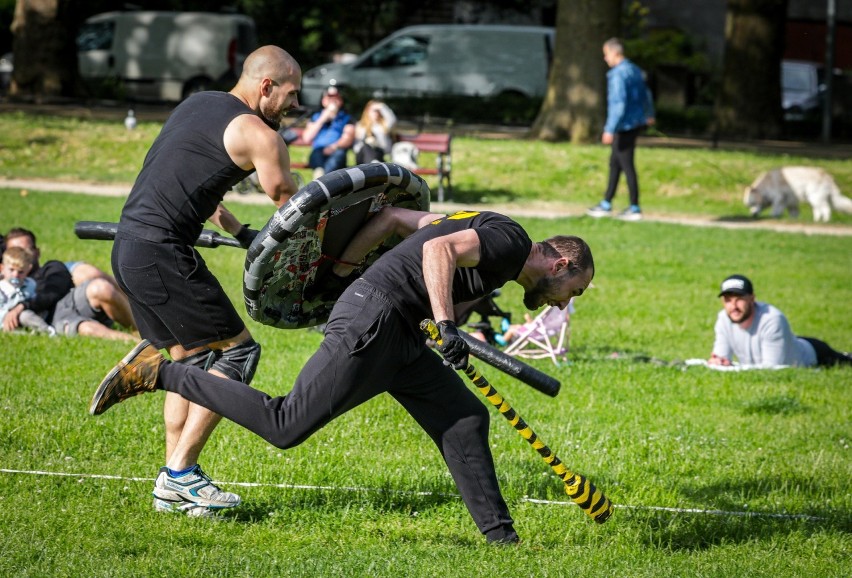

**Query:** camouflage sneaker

left=89, top=339, right=163, bottom=416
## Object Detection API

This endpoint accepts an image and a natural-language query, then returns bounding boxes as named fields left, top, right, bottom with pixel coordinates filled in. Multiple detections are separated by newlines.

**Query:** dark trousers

left=799, top=337, right=852, bottom=367
left=309, top=147, right=348, bottom=173
left=604, top=127, right=642, bottom=206
left=157, top=279, right=515, bottom=539
left=355, top=144, right=385, bottom=164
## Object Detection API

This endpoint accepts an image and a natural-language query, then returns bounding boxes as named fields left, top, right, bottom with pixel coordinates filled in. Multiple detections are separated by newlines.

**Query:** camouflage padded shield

left=243, top=163, right=430, bottom=329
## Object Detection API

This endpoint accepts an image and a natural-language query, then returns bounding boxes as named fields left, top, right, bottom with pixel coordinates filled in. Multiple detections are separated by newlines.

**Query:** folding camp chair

left=502, top=304, right=572, bottom=366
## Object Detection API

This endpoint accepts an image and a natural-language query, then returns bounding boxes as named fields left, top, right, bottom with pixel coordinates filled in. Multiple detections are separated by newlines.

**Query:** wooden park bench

left=286, top=127, right=453, bottom=202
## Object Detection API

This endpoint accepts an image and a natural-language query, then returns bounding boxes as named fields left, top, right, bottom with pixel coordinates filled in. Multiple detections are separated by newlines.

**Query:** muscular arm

left=208, top=204, right=245, bottom=237
left=422, top=229, right=482, bottom=323
left=332, top=207, right=444, bottom=276
left=224, top=114, right=298, bottom=208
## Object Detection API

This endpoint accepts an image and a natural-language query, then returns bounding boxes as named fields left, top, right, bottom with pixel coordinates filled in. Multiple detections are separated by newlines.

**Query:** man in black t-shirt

left=92, top=208, right=594, bottom=543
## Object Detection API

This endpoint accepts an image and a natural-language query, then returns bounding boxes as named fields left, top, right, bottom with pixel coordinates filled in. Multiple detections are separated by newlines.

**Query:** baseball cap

left=718, top=274, right=754, bottom=297
left=323, top=85, right=341, bottom=97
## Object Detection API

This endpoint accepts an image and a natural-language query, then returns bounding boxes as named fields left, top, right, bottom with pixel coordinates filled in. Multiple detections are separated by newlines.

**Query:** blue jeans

left=309, top=147, right=348, bottom=173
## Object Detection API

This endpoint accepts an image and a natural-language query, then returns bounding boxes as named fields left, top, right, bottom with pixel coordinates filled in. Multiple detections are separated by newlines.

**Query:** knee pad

left=177, top=349, right=216, bottom=371
left=211, top=339, right=261, bottom=384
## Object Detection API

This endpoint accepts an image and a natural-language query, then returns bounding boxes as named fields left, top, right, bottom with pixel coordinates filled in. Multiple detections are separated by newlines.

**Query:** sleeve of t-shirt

left=474, top=216, right=531, bottom=279
left=712, top=312, right=733, bottom=361
left=758, top=314, right=789, bottom=366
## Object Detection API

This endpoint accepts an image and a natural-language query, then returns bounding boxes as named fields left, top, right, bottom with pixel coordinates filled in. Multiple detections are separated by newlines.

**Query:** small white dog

left=744, top=166, right=852, bottom=222
left=390, top=141, right=420, bottom=171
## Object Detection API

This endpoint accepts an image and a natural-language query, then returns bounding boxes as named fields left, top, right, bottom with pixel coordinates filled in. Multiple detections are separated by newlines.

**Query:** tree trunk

left=10, top=0, right=77, bottom=100
left=530, top=0, right=620, bottom=143
left=715, top=0, right=789, bottom=139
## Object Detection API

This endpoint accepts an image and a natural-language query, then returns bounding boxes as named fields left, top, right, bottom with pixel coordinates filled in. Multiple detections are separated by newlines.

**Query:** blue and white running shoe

left=152, top=465, right=241, bottom=509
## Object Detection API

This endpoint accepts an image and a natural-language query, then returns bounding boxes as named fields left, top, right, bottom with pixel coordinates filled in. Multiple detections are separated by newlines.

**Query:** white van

left=300, top=24, right=555, bottom=107
left=76, top=11, right=257, bottom=102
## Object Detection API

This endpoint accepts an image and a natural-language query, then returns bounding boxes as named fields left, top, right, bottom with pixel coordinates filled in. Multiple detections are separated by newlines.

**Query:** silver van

left=76, top=11, right=257, bottom=102
left=300, top=24, right=554, bottom=107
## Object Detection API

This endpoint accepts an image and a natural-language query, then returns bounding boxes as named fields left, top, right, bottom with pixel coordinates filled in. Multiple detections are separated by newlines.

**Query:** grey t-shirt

left=712, top=301, right=817, bottom=367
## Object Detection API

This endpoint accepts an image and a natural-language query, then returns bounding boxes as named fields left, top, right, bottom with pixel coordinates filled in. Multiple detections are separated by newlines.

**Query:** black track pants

left=157, top=279, right=515, bottom=537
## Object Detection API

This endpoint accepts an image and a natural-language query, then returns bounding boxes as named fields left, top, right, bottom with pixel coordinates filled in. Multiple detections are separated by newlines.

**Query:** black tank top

left=119, top=92, right=254, bottom=244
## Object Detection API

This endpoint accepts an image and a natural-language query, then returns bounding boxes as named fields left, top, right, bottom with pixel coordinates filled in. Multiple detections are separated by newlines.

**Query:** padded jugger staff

left=421, top=319, right=613, bottom=524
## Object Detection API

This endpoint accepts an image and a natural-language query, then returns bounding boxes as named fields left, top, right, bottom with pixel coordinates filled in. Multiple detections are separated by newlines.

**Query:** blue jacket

left=309, top=110, right=353, bottom=149
left=604, top=59, right=654, bottom=134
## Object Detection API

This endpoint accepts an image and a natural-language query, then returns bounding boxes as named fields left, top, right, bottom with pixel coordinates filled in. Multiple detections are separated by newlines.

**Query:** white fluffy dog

left=744, top=166, right=852, bottom=222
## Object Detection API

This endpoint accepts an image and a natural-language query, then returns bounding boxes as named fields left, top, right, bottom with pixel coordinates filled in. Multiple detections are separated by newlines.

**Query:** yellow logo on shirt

left=431, top=211, right=480, bottom=225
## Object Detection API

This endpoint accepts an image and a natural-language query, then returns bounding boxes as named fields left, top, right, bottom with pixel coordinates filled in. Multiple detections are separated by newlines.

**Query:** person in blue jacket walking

left=587, top=38, right=655, bottom=221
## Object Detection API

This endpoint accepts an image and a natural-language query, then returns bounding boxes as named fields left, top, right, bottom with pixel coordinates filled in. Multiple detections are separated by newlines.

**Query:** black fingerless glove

left=436, top=320, right=470, bottom=370
left=235, top=224, right=260, bottom=249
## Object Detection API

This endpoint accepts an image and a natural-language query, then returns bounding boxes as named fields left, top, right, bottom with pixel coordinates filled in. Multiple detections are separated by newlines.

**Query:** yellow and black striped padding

left=421, top=319, right=613, bottom=524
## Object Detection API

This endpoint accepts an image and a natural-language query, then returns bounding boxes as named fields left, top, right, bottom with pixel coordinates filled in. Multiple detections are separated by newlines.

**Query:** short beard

left=728, top=301, right=753, bottom=324
left=523, top=275, right=558, bottom=310
left=259, top=103, right=282, bottom=130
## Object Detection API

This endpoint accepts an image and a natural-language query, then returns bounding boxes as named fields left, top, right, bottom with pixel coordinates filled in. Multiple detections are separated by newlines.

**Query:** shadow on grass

left=27, top=135, right=60, bottom=146
left=618, top=476, right=852, bottom=550
left=714, top=214, right=760, bottom=223
left=570, top=344, right=677, bottom=366
left=740, top=394, right=808, bottom=415
left=441, top=187, right=521, bottom=205
left=222, top=482, right=462, bottom=524
left=625, top=508, right=850, bottom=551
left=677, top=477, right=847, bottom=522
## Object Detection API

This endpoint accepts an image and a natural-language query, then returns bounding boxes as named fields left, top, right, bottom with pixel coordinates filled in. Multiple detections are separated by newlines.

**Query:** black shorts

left=112, top=233, right=245, bottom=349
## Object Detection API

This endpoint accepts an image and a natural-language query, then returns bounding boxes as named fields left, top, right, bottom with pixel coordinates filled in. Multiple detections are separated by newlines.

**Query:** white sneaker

left=153, top=497, right=217, bottom=518
left=586, top=203, right=612, bottom=218
left=616, top=206, right=643, bottom=221
left=152, top=465, right=241, bottom=509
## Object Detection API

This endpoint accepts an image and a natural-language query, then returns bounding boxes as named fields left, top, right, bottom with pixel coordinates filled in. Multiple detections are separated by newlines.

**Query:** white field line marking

left=0, top=467, right=824, bottom=521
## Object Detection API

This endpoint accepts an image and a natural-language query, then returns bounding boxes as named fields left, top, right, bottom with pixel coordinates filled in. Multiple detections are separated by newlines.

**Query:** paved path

left=4, top=177, right=852, bottom=238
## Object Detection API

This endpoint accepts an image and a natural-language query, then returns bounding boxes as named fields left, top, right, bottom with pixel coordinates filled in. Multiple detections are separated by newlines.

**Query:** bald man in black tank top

left=107, top=46, right=302, bottom=515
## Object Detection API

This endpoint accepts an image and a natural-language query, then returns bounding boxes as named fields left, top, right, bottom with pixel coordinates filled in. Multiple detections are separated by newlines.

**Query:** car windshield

left=358, top=35, right=429, bottom=68
left=782, top=64, right=815, bottom=92
left=76, top=21, right=115, bottom=51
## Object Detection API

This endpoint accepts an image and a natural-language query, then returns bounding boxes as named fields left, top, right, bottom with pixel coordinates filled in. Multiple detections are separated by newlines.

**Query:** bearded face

left=523, top=275, right=555, bottom=310
left=259, top=99, right=284, bottom=130
left=723, top=294, right=755, bottom=325
left=522, top=266, right=591, bottom=311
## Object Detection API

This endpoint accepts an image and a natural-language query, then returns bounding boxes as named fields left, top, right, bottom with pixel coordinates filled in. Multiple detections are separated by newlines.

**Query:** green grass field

left=2, top=109, right=852, bottom=224
left=1, top=112, right=851, bottom=577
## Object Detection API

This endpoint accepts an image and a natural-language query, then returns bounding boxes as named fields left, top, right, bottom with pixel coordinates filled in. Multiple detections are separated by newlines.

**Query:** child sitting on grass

left=0, top=246, right=56, bottom=335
